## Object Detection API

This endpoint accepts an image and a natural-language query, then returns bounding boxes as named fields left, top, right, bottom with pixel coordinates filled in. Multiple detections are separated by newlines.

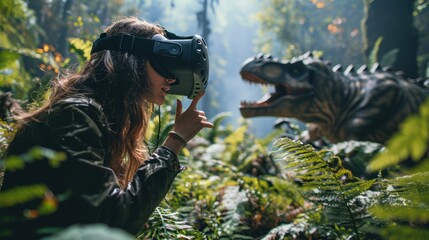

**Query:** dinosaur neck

left=300, top=73, right=364, bottom=143
left=332, top=75, right=364, bottom=134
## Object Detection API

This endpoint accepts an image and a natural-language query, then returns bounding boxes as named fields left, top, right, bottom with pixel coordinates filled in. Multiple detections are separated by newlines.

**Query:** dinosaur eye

left=289, top=62, right=306, bottom=78
left=291, top=68, right=300, bottom=75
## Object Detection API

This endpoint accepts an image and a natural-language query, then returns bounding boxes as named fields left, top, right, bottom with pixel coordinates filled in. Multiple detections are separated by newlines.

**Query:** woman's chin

left=154, top=97, right=165, bottom=105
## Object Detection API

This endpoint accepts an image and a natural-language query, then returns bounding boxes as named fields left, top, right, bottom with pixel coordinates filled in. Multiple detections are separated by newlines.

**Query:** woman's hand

left=173, top=91, right=214, bottom=141
left=163, top=91, right=213, bottom=154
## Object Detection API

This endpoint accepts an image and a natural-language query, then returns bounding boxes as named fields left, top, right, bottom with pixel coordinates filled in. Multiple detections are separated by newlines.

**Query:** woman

left=1, top=17, right=213, bottom=238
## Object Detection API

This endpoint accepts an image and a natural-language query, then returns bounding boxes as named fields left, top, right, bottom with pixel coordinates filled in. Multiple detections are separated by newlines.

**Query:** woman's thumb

left=175, top=99, right=182, bottom=120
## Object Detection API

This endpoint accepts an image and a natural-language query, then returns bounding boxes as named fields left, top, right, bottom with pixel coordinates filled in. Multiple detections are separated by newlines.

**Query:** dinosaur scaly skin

left=239, top=53, right=429, bottom=144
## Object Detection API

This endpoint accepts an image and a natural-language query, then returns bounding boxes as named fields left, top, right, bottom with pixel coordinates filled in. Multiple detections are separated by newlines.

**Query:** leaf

left=369, top=37, right=383, bottom=66
left=0, top=184, right=48, bottom=207
left=68, top=38, right=93, bottom=62
left=0, top=51, right=20, bottom=70
left=380, top=225, right=429, bottom=240
left=368, top=99, right=429, bottom=172
left=380, top=48, right=399, bottom=68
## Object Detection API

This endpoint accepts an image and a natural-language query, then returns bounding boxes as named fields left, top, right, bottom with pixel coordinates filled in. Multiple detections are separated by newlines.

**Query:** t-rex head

left=239, top=52, right=339, bottom=122
left=239, top=52, right=429, bottom=144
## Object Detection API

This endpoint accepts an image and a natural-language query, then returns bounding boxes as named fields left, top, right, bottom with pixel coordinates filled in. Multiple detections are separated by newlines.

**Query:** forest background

left=1, top=0, right=429, bottom=239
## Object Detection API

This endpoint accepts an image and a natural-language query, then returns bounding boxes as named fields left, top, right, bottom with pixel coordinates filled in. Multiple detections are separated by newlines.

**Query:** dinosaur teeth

left=240, top=72, right=268, bottom=85
left=240, top=100, right=270, bottom=107
left=240, top=101, right=255, bottom=107
left=256, top=92, right=272, bottom=104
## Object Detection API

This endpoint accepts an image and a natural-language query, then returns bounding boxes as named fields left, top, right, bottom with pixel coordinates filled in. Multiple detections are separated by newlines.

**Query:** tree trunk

left=363, top=0, right=418, bottom=78
left=57, top=0, right=74, bottom=55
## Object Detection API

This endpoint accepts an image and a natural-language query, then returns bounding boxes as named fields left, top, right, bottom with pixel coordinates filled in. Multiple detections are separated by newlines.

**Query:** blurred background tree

left=363, top=0, right=418, bottom=78
left=257, top=0, right=429, bottom=80
left=257, top=0, right=365, bottom=66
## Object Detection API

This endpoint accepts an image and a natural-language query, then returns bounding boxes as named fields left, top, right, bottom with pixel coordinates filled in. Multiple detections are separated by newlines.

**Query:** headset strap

left=90, top=33, right=155, bottom=54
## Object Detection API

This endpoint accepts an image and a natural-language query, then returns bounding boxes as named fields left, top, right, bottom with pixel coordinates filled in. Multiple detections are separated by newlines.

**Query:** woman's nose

left=166, top=78, right=176, bottom=84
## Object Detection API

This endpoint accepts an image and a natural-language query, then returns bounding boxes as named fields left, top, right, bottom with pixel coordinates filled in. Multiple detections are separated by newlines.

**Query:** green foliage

left=0, top=119, right=15, bottom=188
left=138, top=207, right=205, bottom=239
left=364, top=98, right=429, bottom=240
left=0, top=0, right=38, bottom=48
left=68, top=38, right=93, bottom=65
left=380, top=48, right=400, bottom=70
left=0, top=51, right=20, bottom=70
left=147, top=97, right=177, bottom=151
left=0, top=184, right=49, bottom=208
left=44, top=224, right=134, bottom=240
left=415, top=0, right=429, bottom=14
left=270, top=137, right=377, bottom=239
left=368, top=171, right=429, bottom=239
left=205, top=112, right=233, bottom=143
left=257, top=0, right=364, bottom=66
left=0, top=147, right=67, bottom=238
left=368, top=99, right=429, bottom=172
left=368, top=37, right=383, bottom=68
left=4, top=147, right=66, bottom=171
left=159, top=121, right=300, bottom=239
left=367, top=35, right=400, bottom=70
left=329, top=140, right=385, bottom=179
left=0, top=119, right=15, bottom=155
left=0, top=0, right=39, bottom=98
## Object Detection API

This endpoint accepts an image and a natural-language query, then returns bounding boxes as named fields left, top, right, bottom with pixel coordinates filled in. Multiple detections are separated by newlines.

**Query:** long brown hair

left=16, top=17, right=165, bottom=188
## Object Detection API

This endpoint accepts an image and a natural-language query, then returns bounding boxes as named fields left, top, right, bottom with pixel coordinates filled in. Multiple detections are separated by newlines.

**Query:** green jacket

left=1, top=96, right=182, bottom=239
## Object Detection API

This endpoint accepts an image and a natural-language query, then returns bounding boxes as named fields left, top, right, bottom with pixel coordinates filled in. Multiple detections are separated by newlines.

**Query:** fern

left=165, top=164, right=254, bottom=239
left=138, top=207, right=205, bottom=240
left=329, top=140, right=384, bottom=179
left=270, top=137, right=377, bottom=239
left=354, top=98, right=429, bottom=240
left=164, top=124, right=301, bottom=239
left=369, top=171, right=429, bottom=239
left=0, top=119, right=15, bottom=188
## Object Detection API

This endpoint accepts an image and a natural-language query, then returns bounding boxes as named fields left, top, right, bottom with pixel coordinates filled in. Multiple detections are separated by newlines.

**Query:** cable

left=147, top=105, right=162, bottom=155
left=155, top=105, right=161, bottom=150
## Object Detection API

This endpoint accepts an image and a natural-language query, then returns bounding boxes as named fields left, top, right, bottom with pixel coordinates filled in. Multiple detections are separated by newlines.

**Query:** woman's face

left=145, top=61, right=176, bottom=105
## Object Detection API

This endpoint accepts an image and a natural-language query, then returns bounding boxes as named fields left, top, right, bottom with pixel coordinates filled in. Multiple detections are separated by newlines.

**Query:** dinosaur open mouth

left=240, top=72, right=313, bottom=108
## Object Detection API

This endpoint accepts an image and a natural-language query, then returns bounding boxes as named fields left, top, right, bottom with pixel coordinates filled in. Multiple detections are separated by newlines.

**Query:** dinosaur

left=239, top=52, right=429, bottom=144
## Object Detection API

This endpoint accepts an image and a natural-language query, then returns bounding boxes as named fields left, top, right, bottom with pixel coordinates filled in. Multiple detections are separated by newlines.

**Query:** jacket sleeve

left=44, top=101, right=182, bottom=234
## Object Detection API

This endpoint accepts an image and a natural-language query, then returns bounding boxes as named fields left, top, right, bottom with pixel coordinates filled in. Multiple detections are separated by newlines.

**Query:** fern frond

left=271, top=137, right=377, bottom=239
left=138, top=207, right=205, bottom=240
left=373, top=171, right=429, bottom=220
left=365, top=169, right=429, bottom=240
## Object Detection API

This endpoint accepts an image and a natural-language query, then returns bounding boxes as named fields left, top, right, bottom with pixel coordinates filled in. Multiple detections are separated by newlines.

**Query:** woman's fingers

left=173, top=91, right=213, bottom=141
left=175, top=99, right=182, bottom=120
left=202, top=119, right=214, bottom=128
left=189, top=91, right=205, bottom=110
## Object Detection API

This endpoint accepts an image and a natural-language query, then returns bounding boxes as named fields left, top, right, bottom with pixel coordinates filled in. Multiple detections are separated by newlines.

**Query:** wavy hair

left=17, top=17, right=165, bottom=188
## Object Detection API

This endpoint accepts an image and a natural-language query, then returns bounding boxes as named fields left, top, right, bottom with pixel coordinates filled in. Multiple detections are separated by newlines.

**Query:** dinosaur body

left=239, top=53, right=429, bottom=144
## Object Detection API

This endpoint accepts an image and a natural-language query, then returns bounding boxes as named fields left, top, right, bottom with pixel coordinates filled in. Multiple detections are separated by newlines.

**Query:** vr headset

left=90, top=30, right=209, bottom=99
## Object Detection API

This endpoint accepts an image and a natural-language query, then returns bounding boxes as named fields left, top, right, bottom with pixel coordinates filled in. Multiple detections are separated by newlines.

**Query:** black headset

left=91, top=29, right=209, bottom=99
